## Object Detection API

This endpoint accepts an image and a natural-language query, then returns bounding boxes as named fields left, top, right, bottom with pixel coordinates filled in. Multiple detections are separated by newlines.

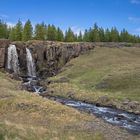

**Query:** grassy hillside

left=0, top=70, right=139, bottom=140
left=0, top=71, right=107, bottom=140
left=1, top=46, right=140, bottom=139
left=48, top=47, right=140, bottom=112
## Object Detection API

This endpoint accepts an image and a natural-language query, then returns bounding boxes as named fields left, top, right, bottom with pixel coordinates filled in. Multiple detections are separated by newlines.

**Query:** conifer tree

left=110, top=27, right=119, bottom=42
left=78, top=31, right=83, bottom=42
left=15, top=20, right=23, bottom=41
left=99, top=27, right=105, bottom=42
left=65, top=28, right=76, bottom=42
left=47, top=24, right=57, bottom=41
left=120, top=29, right=130, bottom=42
left=83, top=29, right=89, bottom=42
left=104, top=28, right=111, bottom=42
left=22, top=20, right=33, bottom=41
left=34, top=23, right=47, bottom=40
left=56, top=27, right=64, bottom=41
left=9, top=27, right=16, bottom=41
left=0, top=20, right=8, bottom=39
left=0, top=19, right=140, bottom=43
left=92, top=23, right=100, bottom=42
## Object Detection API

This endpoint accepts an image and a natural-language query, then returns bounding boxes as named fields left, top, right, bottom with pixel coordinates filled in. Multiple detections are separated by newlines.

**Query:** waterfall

left=26, top=48, right=36, bottom=77
left=7, top=44, right=19, bottom=74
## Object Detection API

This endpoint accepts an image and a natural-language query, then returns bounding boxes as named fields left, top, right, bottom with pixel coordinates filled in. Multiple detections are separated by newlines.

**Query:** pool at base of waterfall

left=21, top=76, right=47, bottom=94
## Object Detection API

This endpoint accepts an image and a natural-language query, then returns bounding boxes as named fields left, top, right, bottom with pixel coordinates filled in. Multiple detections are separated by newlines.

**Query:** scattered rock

left=96, top=96, right=110, bottom=104
left=67, top=91, right=75, bottom=98
left=96, top=96, right=116, bottom=108
left=96, top=81, right=110, bottom=89
left=9, top=73, right=22, bottom=81
left=128, top=101, right=139, bottom=110
left=122, top=99, right=130, bottom=105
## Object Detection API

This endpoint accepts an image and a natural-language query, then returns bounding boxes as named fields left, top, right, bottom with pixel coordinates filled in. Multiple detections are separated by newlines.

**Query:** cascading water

left=24, top=48, right=45, bottom=93
left=6, top=44, right=140, bottom=135
left=7, top=44, right=19, bottom=74
left=8, top=45, right=139, bottom=135
left=26, top=48, right=36, bottom=77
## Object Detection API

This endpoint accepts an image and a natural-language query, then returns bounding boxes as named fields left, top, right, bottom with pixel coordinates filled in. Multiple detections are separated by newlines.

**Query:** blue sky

left=0, top=0, right=140, bottom=35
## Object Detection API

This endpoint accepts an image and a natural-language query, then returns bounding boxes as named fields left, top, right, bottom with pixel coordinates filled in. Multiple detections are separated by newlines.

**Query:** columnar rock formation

left=13, top=41, right=95, bottom=77
left=1, top=39, right=140, bottom=77
left=0, top=39, right=10, bottom=68
left=0, top=40, right=95, bottom=77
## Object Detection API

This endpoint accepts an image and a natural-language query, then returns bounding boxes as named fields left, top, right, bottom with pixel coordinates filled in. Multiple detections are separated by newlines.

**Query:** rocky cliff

left=0, top=39, right=10, bottom=68
left=1, top=40, right=140, bottom=77
left=13, top=41, right=95, bottom=77
left=0, top=40, right=95, bottom=77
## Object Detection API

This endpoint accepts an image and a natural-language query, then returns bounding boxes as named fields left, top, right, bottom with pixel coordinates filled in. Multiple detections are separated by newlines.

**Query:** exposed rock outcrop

left=11, top=41, right=95, bottom=77
left=0, top=39, right=10, bottom=68
left=1, top=40, right=140, bottom=77
left=95, top=96, right=140, bottom=114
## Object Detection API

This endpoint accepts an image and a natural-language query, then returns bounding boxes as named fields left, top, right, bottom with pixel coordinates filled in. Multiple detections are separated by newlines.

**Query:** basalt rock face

left=11, top=41, right=95, bottom=77
left=0, top=39, right=10, bottom=68
left=1, top=40, right=140, bottom=77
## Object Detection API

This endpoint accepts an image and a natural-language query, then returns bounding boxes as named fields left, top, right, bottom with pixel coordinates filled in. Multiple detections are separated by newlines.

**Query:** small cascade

left=7, top=44, right=19, bottom=74
left=22, top=48, right=46, bottom=94
left=33, top=86, right=44, bottom=93
left=26, top=48, right=36, bottom=77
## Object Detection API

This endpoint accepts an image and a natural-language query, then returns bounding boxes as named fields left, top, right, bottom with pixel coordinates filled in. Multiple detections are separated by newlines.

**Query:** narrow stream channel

left=46, top=96, right=140, bottom=135
left=22, top=76, right=140, bottom=135
left=7, top=44, right=140, bottom=135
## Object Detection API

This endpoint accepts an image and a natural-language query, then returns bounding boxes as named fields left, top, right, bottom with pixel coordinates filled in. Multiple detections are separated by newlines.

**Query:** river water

left=46, top=95, right=140, bottom=135
left=7, top=44, right=140, bottom=135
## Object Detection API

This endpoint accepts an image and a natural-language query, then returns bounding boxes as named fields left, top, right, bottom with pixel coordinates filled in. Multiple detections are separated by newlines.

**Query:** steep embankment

left=48, top=47, right=140, bottom=114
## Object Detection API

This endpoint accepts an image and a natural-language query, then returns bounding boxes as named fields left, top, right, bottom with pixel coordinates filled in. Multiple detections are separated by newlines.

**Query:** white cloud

left=130, top=0, right=140, bottom=4
left=128, top=17, right=140, bottom=23
left=131, top=28, right=140, bottom=35
left=0, top=14, right=9, bottom=19
left=7, top=22, right=15, bottom=27
left=71, top=26, right=84, bottom=35
left=6, top=21, right=26, bottom=28
left=135, top=28, right=140, bottom=33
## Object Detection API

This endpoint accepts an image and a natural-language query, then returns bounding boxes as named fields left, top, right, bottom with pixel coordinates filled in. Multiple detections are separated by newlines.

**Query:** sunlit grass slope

left=0, top=59, right=139, bottom=139
left=49, top=47, right=140, bottom=103
left=0, top=71, right=106, bottom=140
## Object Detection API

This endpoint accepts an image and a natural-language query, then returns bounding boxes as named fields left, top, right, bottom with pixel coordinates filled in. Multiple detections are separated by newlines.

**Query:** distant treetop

left=0, top=19, right=140, bottom=43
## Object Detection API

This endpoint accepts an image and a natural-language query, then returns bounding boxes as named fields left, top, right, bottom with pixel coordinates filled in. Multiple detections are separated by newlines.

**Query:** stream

left=7, top=44, right=140, bottom=135
left=22, top=76, right=140, bottom=135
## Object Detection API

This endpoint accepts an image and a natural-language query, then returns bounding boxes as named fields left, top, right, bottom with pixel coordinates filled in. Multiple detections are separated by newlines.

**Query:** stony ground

left=0, top=71, right=140, bottom=140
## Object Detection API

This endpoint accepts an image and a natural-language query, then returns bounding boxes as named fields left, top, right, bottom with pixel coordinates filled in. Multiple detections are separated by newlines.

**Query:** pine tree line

left=0, top=20, right=140, bottom=43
